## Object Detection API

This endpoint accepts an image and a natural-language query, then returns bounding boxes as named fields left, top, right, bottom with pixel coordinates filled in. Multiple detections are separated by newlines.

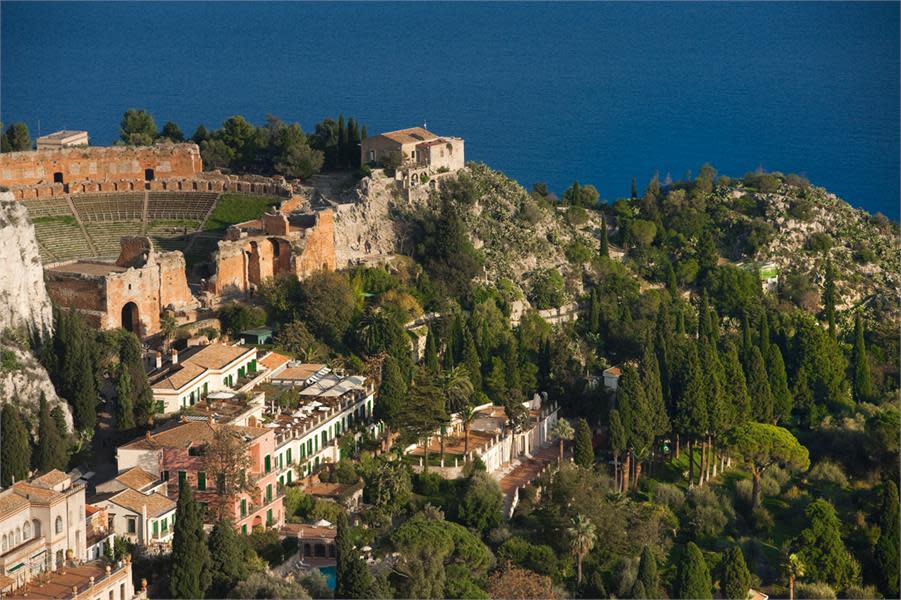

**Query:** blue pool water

left=1, top=2, right=898, bottom=217
left=318, top=565, right=336, bottom=590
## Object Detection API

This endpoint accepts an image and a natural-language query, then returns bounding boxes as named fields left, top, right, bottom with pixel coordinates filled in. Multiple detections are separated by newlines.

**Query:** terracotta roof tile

left=32, top=469, right=69, bottom=487
left=379, top=127, right=438, bottom=144
left=259, top=352, right=290, bottom=371
left=0, top=489, right=29, bottom=518
left=121, top=420, right=269, bottom=451
left=184, top=343, right=255, bottom=370
left=108, top=489, right=175, bottom=518
left=114, top=467, right=158, bottom=491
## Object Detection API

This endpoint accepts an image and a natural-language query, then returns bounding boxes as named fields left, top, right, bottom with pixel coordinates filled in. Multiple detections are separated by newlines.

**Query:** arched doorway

left=121, top=302, right=140, bottom=335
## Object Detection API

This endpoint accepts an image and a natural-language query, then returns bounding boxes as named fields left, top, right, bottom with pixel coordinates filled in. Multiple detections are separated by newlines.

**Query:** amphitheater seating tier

left=21, top=199, right=75, bottom=219
left=32, top=219, right=93, bottom=262
left=147, top=192, right=219, bottom=221
left=71, top=193, right=145, bottom=222
left=87, top=222, right=145, bottom=259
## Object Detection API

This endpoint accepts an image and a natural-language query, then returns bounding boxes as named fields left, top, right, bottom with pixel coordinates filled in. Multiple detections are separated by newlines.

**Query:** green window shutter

left=161, top=518, right=168, bottom=532
left=267, top=509, right=273, bottom=526
left=152, top=521, right=158, bottom=537
left=287, top=470, right=292, bottom=483
left=264, top=455, right=271, bottom=473
left=242, top=524, right=247, bottom=536
left=178, top=471, right=187, bottom=485
left=266, top=484, right=272, bottom=502
left=198, top=472, right=206, bottom=491
left=287, top=449, right=292, bottom=464
left=162, top=470, right=169, bottom=481
left=241, top=498, right=247, bottom=517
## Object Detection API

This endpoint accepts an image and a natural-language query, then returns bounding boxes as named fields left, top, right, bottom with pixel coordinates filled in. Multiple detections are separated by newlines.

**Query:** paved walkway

left=497, top=445, right=562, bottom=516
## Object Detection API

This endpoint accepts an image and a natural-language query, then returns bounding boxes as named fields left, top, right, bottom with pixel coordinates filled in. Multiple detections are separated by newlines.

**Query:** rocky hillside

left=327, top=164, right=897, bottom=321
left=0, top=192, right=73, bottom=433
left=0, top=192, right=54, bottom=337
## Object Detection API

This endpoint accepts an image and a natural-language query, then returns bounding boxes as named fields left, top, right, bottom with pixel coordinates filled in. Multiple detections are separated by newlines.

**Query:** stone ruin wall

left=293, top=210, right=337, bottom=277
left=0, top=143, right=201, bottom=186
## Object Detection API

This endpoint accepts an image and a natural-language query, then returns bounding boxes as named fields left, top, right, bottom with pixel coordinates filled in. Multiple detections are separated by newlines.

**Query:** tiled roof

left=114, top=467, right=158, bottom=491
left=185, top=343, right=255, bottom=370
left=0, top=489, right=29, bottom=518
left=379, top=127, right=438, bottom=144
left=151, top=362, right=205, bottom=391
left=259, top=352, right=290, bottom=371
left=108, top=489, right=175, bottom=518
left=282, top=523, right=336, bottom=539
left=12, top=482, right=60, bottom=503
left=32, top=469, right=69, bottom=487
left=120, top=420, right=269, bottom=451
left=603, top=366, right=622, bottom=377
left=274, top=364, right=327, bottom=382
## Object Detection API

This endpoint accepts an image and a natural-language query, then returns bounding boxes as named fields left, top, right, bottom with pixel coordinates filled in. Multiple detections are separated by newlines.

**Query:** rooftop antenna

left=423, top=120, right=427, bottom=129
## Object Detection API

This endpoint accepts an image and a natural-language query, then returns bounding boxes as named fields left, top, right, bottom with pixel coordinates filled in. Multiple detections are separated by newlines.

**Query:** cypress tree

left=676, top=542, right=713, bottom=599
left=631, top=176, right=638, bottom=199
left=503, top=339, right=522, bottom=398
left=51, top=406, right=68, bottom=442
left=485, top=357, right=507, bottom=404
left=450, top=314, right=466, bottom=363
left=1, top=403, right=31, bottom=486
left=759, top=310, right=771, bottom=361
left=208, top=519, right=246, bottom=597
left=376, top=356, right=407, bottom=431
left=35, top=393, right=67, bottom=473
left=463, top=328, right=482, bottom=391
left=630, top=580, right=647, bottom=599
left=723, top=342, right=751, bottom=426
left=637, top=546, right=659, bottom=598
left=674, top=342, right=707, bottom=485
left=609, top=410, right=626, bottom=490
left=824, top=256, right=837, bottom=337
left=642, top=343, right=669, bottom=437
left=700, top=338, right=728, bottom=473
left=336, top=115, right=347, bottom=168
left=676, top=309, right=686, bottom=335
left=745, top=347, right=773, bottom=423
left=573, top=418, right=594, bottom=468
left=767, top=345, right=792, bottom=424
left=721, top=545, right=752, bottom=600
left=851, top=314, right=872, bottom=403
left=115, top=368, right=135, bottom=430
left=698, top=292, right=711, bottom=341
left=792, top=365, right=818, bottom=428
left=170, top=479, right=211, bottom=599
left=599, top=214, right=609, bottom=258
left=424, top=327, right=439, bottom=374
left=876, top=480, right=900, bottom=598
left=741, top=312, right=754, bottom=367
left=619, top=365, right=655, bottom=487
left=335, top=511, right=374, bottom=599
left=588, top=289, right=601, bottom=334
left=442, top=342, right=455, bottom=373
left=361, top=125, right=367, bottom=141
left=664, top=260, right=678, bottom=298
left=795, top=499, right=860, bottom=589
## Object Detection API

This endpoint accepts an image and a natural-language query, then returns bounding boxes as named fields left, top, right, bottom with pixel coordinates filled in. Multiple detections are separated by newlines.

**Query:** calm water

left=2, top=2, right=898, bottom=217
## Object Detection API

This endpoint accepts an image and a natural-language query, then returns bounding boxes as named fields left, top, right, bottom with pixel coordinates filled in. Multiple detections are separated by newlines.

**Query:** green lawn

left=203, top=194, right=281, bottom=232
left=32, top=215, right=77, bottom=226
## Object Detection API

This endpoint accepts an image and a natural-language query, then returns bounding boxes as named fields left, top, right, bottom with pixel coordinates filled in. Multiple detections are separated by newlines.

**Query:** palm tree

left=160, top=312, right=178, bottom=352
left=550, top=418, right=575, bottom=466
left=783, top=552, right=805, bottom=600
left=461, top=403, right=477, bottom=459
left=441, top=365, right=473, bottom=464
left=568, top=515, right=596, bottom=585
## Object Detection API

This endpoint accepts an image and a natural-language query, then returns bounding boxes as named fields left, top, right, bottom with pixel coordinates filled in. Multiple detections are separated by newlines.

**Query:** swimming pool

left=317, top=565, right=336, bottom=590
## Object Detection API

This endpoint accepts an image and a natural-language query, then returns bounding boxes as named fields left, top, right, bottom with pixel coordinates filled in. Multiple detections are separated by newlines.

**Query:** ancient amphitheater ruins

left=0, top=142, right=336, bottom=337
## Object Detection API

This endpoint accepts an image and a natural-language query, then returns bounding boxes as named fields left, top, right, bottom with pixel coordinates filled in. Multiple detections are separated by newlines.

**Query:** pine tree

left=208, top=519, right=246, bottom=597
left=794, top=499, right=860, bottom=589
left=767, top=345, right=792, bottom=424
left=875, top=480, right=900, bottom=598
left=823, top=256, right=837, bottom=337
left=721, top=545, right=752, bottom=600
left=745, top=346, right=773, bottom=423
left=637, top=546, right=659, bottom=598
left=723, top=342, right=751, bottom=426
left=573, top=418, right=594, bottom=468
left=170, top=480, right=212, bottom=599
left=599, top=213, right=609, bottom=258
left=35, top=393, right=67, bottom=473
left=463, top=328, right=482, bottom=391
left=424, top=327, right=439, bottom=374
left=851, top=314, right=872, bottom=403
left=376, top=356, right=407, bottom=431
left=677, top=542, right=713, bottom=599
left=115, top=368, right=135, bottom=430
left=1, top=403, right=31, bottom=486
left=336, top=511, right=374, bottom=599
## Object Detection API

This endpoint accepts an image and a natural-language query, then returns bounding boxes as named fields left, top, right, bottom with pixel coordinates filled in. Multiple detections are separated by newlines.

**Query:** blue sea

left=2, top=2, right=898, bottom=217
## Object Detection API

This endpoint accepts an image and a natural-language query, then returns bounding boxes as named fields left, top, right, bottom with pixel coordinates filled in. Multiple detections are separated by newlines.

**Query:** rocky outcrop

left=0, top=191, right=72, bottom=432
left=0, top=191, right=54, bottom=338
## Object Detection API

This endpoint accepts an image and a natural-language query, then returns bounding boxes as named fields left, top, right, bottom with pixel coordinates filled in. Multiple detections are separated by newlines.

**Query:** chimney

left=170, top=348, right=178, bottom=365
left=155, top=351, right=162, bottom=369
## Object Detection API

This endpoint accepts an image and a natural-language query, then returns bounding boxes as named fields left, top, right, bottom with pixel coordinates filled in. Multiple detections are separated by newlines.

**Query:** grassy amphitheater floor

left=23, top=192, right=281, bottom=264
